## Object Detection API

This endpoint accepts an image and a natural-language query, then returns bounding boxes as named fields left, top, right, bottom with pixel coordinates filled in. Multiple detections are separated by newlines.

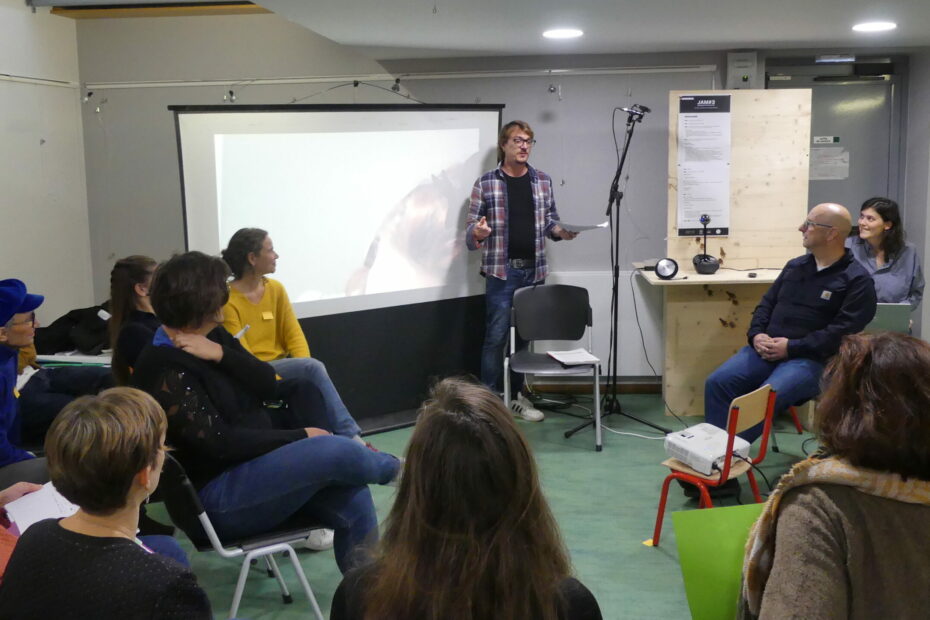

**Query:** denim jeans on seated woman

left=197, top=435, right=399, bottom=573
left=270, top=357, right=362, bottom=438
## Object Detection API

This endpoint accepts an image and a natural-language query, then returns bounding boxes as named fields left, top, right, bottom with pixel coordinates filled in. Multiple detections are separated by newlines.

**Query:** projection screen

left=172, top=104, right=502, bottom=318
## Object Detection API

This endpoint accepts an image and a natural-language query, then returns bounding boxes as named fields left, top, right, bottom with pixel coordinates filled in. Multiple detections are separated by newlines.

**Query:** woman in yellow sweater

left=221, top=228, right=363, bottom=443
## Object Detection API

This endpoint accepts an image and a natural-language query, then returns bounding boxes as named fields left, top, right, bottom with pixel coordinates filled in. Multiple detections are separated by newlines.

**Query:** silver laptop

left=864, top=303, right=911, bottom=334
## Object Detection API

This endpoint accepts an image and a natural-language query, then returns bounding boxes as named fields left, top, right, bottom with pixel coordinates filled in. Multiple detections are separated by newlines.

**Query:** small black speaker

left=655, top=258, right=679, bottom=280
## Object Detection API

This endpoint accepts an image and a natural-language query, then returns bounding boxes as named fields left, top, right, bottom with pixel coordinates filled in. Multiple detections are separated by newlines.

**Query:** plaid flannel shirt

left=465, top=164, right=561, bottom=282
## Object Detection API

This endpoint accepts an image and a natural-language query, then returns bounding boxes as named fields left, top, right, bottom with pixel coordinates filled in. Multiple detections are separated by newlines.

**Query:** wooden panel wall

left=667, top=89, right=812, bottom=268
left=662, top=89, right=812, bottom=416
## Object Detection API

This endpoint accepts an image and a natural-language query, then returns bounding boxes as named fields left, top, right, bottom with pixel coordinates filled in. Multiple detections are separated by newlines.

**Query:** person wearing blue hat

left=0, top=279, right=45, bottom=471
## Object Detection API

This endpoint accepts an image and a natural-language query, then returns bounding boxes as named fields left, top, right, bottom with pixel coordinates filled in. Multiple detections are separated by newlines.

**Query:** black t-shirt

left=505, top=171, right=535, bottom=260
left=331, top=565, right=603, bottom=620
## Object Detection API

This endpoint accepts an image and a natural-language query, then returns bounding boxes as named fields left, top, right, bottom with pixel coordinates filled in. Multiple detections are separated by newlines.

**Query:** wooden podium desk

left=637, top=268, right=780, bottom=418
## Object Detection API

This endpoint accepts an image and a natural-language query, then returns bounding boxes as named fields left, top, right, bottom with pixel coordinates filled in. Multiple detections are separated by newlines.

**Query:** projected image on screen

left=216, top=129, right=475, bottom=303
left=177, top=107, right=500, bottom=318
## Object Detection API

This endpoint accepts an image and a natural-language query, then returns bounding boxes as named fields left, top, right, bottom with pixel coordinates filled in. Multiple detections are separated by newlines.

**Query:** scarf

left=742, top=455, right=930, bottom=616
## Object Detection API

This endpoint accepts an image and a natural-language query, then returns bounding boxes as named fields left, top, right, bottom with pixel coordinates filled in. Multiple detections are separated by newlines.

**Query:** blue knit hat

left=0, top=279, right=44, bottom=327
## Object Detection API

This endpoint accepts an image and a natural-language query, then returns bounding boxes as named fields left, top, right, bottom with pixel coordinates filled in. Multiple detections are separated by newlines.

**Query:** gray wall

left=77, top=13, right=393, bottom=301
left=0, top=1, right=94, bottom=321
left=904, top=49, right=930, bottom=335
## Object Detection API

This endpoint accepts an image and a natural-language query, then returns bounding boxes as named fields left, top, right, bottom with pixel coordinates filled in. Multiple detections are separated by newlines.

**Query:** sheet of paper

left=558, top=220, right=609, bottom=233
left=5, top=482, right=79, bottom=534
left=810, top=147, right=849, bottom=180
left=547, top=348, right=600, bottom=365
left=676, top=95, right=731, bottom=236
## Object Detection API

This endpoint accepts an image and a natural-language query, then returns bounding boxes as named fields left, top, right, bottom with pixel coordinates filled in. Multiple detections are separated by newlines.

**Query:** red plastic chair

left=650, top=384, right=777, bottom=547
left=787, top=404, right=805, bottom=433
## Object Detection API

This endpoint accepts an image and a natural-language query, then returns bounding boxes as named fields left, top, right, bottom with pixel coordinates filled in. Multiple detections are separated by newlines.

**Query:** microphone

left=621, top=104, right=651, bottom=115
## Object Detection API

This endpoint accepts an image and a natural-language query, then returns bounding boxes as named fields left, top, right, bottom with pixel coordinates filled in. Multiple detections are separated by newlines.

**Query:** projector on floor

left=664, top=423, right=750, bottom=476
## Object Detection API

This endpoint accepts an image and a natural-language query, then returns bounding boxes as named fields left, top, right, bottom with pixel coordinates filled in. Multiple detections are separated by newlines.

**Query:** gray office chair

left=159, top=454, right=325, bottom=620
left=503, top=284, right=602, bottom=450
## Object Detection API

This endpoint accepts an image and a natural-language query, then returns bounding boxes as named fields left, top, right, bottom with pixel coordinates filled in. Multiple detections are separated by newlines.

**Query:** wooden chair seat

left=661, top=457, right=752, bottom=482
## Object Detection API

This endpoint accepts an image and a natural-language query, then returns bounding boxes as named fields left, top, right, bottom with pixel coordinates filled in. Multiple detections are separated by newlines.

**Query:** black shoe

left=678, top=478, right=740, bottom=499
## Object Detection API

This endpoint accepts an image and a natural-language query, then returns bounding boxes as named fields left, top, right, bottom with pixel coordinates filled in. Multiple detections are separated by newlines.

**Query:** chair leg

left=230, top=551, right=256, bottom=619
left=283, top=545, right=325, bottom=620
left=789, top=406, right=804, bottom=434
left=593, top=363, right=602, bottom=452
left=503, top=357, right=511, bottom=405
left=652, top=475, right=675, bottom=547
left=266, top=554, right=293, bottom=604
left=697, top=484, right=714, bottom=509
left=746, top=470, right=763, bottom=503
left=263, top=555, right=274, bottom=578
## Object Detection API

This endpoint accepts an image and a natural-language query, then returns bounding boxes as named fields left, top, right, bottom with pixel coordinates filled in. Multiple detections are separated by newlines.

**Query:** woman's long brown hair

left=363, top=377, right=571, bottom=620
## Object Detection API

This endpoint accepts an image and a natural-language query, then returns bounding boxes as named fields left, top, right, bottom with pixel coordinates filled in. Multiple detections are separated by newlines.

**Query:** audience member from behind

left=740, top=333, right=930, bottom=619
left=221, top=228, right=364, bottom=443
left=132, top=251, right=399, bottom=573
left=0, top=388, right=211, bottom=618
left=847, top=196, right=924, bottom=309
left=331, top=377, right=602, bottom=620
left=109, top=255, right=159, bottom=385
left=0, top=280, right=43, bottom=473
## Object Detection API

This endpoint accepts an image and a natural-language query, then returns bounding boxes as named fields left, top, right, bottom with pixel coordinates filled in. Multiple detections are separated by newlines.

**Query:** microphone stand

left=565, top=106, right=672, bottom=441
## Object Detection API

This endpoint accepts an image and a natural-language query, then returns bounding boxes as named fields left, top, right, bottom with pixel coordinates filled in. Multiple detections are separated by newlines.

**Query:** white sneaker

left=510, top=393, right=545, bottom=422
left=303, top=528, right=335, bottom=551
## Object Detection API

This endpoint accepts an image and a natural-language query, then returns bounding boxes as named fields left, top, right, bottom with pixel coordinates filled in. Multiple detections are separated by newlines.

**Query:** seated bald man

left=705, top=203, right=877, bottom=443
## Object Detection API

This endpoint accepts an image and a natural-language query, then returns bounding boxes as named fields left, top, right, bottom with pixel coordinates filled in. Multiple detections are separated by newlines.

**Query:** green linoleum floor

left=149, top=394, right=815, bottom=619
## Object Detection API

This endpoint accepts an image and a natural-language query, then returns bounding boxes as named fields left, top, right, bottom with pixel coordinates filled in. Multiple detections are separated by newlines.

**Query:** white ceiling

left=258, top=0, right=930, bottom=60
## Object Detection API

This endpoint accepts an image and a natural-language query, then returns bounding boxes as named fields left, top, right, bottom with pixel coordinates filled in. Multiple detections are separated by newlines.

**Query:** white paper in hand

left=5, top=482, right=79, bottom=534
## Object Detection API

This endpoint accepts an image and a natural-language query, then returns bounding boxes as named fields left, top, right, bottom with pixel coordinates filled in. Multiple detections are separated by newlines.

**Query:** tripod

left=565, top=104, right=672, bottom=441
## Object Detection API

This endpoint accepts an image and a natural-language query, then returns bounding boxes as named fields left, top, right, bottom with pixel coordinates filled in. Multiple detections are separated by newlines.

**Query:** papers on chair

left=4, top=482, right=79, bottom=535
left=547, top=348, right=600, bottom=366
left=557, top=220, right=609, bottom=233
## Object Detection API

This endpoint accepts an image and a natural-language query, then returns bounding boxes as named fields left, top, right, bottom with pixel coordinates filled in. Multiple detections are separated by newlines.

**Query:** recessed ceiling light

left=543, top=28, right=583, bottom=39
left=852, top=21, right=897, bottom=33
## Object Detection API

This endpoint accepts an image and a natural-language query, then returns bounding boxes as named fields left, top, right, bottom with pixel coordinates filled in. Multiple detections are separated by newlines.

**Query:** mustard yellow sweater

left=222, top=278, right=310, bottom=362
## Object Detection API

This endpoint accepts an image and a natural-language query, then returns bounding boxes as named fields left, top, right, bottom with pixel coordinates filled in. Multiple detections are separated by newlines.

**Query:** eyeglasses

left=801, top=219, right=834, bottom=230
left=511, top=137, right=537, bottom=147
left=7, top=312, right=35, bottom=327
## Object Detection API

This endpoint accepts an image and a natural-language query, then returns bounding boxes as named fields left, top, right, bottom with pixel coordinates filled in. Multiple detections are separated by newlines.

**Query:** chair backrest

left=511, top=284, right=591, bottom=342
left=724, top=384, right=777, bottom=469
left=159, top=453, right=212, bottom=549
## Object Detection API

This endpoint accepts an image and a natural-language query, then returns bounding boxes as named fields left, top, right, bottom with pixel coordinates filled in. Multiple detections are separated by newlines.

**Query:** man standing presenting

left=705, top=203, right=876, bottom=442
left=466, top=120, right=576, bottom=421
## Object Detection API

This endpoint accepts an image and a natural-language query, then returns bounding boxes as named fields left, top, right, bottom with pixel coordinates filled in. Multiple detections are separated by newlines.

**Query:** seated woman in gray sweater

left=740, top=332, right=930, bottom=619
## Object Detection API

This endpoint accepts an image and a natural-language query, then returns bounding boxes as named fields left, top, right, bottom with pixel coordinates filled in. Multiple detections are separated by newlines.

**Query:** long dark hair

left=817, top=332, right=930, bottom=480
left=363, top=377, right=571, bottom=620
left=859, top=196, right=905, bottom=258
left=109, top=255, right=156, bottom=384
left=221, top=228, right=267, bottom=280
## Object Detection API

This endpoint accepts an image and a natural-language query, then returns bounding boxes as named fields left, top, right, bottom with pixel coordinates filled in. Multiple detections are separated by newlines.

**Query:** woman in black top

left=331, top=377, right=602, bottom=620
left=0, top=388, right=211, bottom=619
left=131, top=251, right=399, bottom=573
left=109, top=255, right=159, bottom=385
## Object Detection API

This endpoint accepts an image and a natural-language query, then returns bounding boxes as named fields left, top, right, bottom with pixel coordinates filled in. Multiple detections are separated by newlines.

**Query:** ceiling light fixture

left=543, top=28, right=583, bottom=39
left=852, top=21, right=897, bottom=33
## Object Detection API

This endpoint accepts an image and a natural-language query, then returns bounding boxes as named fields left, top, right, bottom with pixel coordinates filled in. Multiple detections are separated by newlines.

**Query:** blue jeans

left=18, top=366, right=115, bottom=444
left=270, top=358, right=361, bottom=438
left=705, top=346, right=823, bottom=443
left=140, top=535, right=190, bottom=567
left=481, top=267, right=541, bottom=394
left=198, top=436, right=398, bottom=573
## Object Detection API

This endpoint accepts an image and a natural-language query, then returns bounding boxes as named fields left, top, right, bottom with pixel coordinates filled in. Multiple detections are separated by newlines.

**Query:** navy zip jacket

left=748, top=250, right=877, bottom=363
